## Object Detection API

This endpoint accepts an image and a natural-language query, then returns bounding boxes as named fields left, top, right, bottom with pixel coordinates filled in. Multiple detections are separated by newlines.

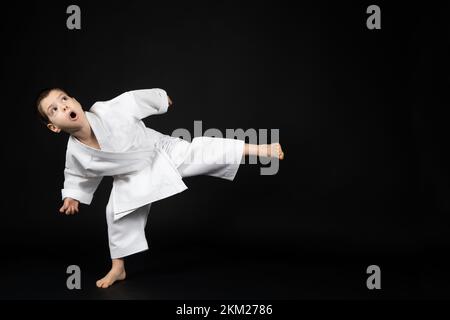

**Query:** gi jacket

left=61, top=88, right=188, bottom=220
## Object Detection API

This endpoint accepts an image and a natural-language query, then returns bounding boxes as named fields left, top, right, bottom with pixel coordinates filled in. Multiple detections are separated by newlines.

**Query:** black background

left=1, top=0, right=449, bottom=300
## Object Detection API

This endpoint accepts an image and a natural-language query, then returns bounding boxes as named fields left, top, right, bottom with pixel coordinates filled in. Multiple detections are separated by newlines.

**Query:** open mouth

left=69, top=111, right=78, bottom=120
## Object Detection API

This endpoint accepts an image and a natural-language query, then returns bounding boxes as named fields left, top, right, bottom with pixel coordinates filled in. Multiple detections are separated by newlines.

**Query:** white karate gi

left=61, top=89, right=244, bottom=258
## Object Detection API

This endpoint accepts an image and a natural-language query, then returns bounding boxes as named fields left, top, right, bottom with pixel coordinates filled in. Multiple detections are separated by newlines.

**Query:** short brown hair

left=35, top=88, right=71, bottom=125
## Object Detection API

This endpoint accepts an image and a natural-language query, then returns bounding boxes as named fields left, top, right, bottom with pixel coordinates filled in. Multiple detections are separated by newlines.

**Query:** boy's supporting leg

left=96, top=258, right=126, bottom=288
left=99, top=193, right=151, bottom=289
left=244, top=143, right=284, bottom=159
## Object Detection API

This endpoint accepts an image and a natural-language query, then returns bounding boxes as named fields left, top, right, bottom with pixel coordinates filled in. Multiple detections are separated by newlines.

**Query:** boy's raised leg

left=244, top=143, right=284, bottom=160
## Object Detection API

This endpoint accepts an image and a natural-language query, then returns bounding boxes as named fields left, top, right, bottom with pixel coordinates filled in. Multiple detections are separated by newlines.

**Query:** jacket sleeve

left=128, top=88, right=170, bottom=120
left=61, top=168, right=103, bottom=205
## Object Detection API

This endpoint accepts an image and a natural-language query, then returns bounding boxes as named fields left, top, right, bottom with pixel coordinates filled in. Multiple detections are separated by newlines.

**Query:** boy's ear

left=47, top=123, right=61, bottom=133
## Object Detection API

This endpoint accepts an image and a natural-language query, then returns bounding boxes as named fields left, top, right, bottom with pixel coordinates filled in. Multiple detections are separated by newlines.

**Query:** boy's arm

left=127, top=88, right=173, bottom=120
left=61, top=168, right=103, bottom=205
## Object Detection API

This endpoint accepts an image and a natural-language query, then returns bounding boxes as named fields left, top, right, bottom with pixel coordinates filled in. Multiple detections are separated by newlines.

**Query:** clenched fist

left=59, top=197, right=79, bottom=215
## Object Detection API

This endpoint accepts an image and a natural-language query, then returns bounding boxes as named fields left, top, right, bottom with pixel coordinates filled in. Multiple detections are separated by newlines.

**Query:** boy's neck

left=72, top=116, right=100, bottom=149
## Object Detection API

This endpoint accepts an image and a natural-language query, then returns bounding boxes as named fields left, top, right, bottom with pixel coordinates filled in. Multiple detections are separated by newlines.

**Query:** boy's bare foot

left=96, top=259, right=126, bottom=288
left=258, top=143, right=284, bottom=160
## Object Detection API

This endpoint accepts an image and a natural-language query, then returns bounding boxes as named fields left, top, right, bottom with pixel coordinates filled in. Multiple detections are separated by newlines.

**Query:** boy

left=36, top=88, right=284, bottom=288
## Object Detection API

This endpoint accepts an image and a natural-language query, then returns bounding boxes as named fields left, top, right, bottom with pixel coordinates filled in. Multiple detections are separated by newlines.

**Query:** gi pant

left=106, top=136, right=245, bottom=259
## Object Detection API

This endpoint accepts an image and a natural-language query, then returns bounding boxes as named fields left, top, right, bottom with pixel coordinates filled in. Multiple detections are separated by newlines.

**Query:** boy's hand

left=59, top=197, right=79, bottom=215
left=168, top=95, right=173, bottom=107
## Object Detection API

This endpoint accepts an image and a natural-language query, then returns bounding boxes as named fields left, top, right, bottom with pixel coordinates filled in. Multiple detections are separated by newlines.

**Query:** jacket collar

left=84, top=110, right=114, bottom=152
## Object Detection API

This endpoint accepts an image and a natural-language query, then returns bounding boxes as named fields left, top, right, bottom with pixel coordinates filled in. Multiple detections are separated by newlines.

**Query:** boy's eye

left=62, top=96, right=67, bottom=101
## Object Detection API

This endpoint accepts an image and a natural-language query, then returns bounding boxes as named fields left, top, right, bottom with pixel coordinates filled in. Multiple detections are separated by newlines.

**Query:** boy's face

left=40, top=89, right=85, bottom=133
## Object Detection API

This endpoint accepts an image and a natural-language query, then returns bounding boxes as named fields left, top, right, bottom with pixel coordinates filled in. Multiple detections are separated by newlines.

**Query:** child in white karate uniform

left=36, top=88, right=284, bottom=288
